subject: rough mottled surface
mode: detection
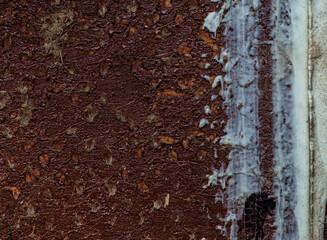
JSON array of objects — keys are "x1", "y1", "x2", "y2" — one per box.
[
  {"x1": 0, "y1": 0, "x2": 232, "y2": 239},
  {"x1": 0, "y1": 0, "x2": 290, "y2": 239},
  {"x1": 312, "y1": 0, "x2": 327, "y2": 239}
]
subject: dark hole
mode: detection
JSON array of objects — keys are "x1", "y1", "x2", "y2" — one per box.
[{"x1": 237, "y1": 192, "x2": 276, "y2": 240}]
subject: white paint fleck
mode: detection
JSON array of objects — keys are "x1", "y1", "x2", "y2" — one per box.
[
  {"x1": 201, "y1": 74, "x2": 211, "y2": 82},
  {"x1": 212, "y1": 75, "x2": 223, "y2": 89},
  {"x1": 210, "y1": 120, "x2": 218, "y2": 129},
  {"x1": 203, "y1": 12, "x2": 222, "y2": 36},
  {"x1": 215, "y1": 49, "x2": 229, "y2": 64},
  {"x1": 204, "y1": 165, "x2": 228, "y2": 190},
  {"x1": 199, "y1": 118, "x2": 209, "y2": 128},
  {"x1": 204, "y1": 105, "x2": 212, "y2": 115},
  {"x1": 205, "y1": 63, "x2": 211, "y2": 69},
  {"x1": 203, "y1": 2, "x2": 231, "y2": 36},
  {"x1": 203, "y1": 169, "x2": 218, "y2": 188}
]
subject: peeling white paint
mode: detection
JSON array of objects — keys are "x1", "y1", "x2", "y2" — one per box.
[
  {"x1": 202, "y1": 0, "x2": 312, "y2": 238},
  {"x1": 203, "y1": 169, "x2": 219, "y2": 188},
  {"x1": 212, "y1": 75, "x2": 222, "y2": 89},
  {"x1": 217, "y1": 0, "x2": 261, "y2": 236},
  {"x1": 203, "y1": 0, "x2": 261, "y2": 238},
  {"x1": 210, "y1": 120, "x2": 218, "y2": 129},
  {"x1": 201, "y1": 74, "x2": 211, "y2": 82},
  {"x1": 211, "y1": 95, "x2": 218, "y2": 101}
]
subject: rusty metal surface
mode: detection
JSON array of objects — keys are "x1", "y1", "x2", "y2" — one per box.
[
  {"x1": 0, "y1": 0, "x2": 233, "y2": 239},
  {"x1": 0, "y1": 0, "x2": 296, "y2": 239}
]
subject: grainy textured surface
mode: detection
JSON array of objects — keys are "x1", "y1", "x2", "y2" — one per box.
[
  {"x1": 0, "y1": 0, "x2": 282, "y2": 239},
  {"x1": 0, "y1": 0, "x2": 232, "y2": 239},
  {"x1": 312, "y1": 0, "x2": 327, "y2": 239}
]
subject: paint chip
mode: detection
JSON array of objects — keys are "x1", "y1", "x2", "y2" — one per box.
[{"x1": 199, "y1": 118, "x2": 209, "y2": 128}]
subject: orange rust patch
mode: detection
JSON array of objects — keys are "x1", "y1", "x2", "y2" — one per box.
[
  {"x1": 3, "y1": 187, "x2": 20, "y2": 199},
  {"x1": 157, "y1": 89, "x2": 184, "y2": 98},
  {"x1": 183, "y1": 139, "x2": 189, "y2": 149},
  {"x1": 178, "y1": 78, "x2": 196, "y2": 89},
  {"x1": 160, "y1": 136, "x2": 175, "y2": 145},
  {"x1": 138, "y1": 182, "x2": 150, "y2": 192},
  {"x1": 160, "y1": 0, "x2": 172, "y2": 8},
  {"x1": 24, "y1": 144, "x2": 32, "y2": 152},
  {"x1": 197, "y1": 150, "x2": 206, "y2": 160},
  {"x1": 192, "y1": 130, "x2": 204, "y2": 137},
  {"x1": 177, "y1": 42, "x2": 193, "y2": 57},
  {"x1": 175, "y1": 14, "x2": 184, "y2": 24},
  {"x1": 170, "y1": 150, "x2": 178, "y2": 160},
  {"x1": 136, "y1": 149, "x2": 143, "y2": 159},
  {"x1": 200, "y1": 32, "x2": 219, "y2": 49},
  {"x1": 39, "y1": 154, "x2": 49, "y2": 167},
  {"x1": 26, "y1": 174, "x2": 33, "y2": 183}
]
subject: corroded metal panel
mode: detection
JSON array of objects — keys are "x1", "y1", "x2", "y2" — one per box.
[{"x1": 0, "y1": 0, "x2": 315, "y2": 239}]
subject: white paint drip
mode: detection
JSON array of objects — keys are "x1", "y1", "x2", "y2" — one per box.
[
  {"x1": 202, "y1": 0, "x2": 261, "y2": 238},
  {"x1": 212, "y1": 75, "x2": 222, "y2": 89},
  {"x1": 215, "y1": 48, "x2": 229, "y2": 64},
  {"x1": 210, "y1": 120, "x2": 218, "y2": 129},
  {"x1": 203, "y1": 2, "x2": 230, "y2": 37},
  {"x1": 201, "y1": 74, "x2": 211, "y2": 82}
]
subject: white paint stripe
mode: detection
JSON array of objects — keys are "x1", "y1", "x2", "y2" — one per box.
[
  {"x1": 203, "y1": 0, "x2": 261, "y2": 238},
  {"x1": 271, "y1": 0, "x2": 310, "y2": 239},
  {"x1": 291, "y1": 1, "x2": 310, "y2": 238}
]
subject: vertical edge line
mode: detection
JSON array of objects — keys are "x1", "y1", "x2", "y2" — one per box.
[{"x1": 308, "y1": 0, "x2": 313, "y2": 238}]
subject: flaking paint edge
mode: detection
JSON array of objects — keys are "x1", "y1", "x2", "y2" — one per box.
[{"x1": 203, "y1": 0, "x2": 261, "y2": 238}]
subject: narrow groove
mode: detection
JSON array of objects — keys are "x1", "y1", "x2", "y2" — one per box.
[{"x1": 308, "y1": 0, "x2": 313, "y2": 238}]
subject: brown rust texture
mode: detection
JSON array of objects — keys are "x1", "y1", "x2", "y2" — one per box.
[
  {"x1": 257, "y1": 0, "x2": 276, "y2": 239},
  {"x1": 0, "y1": 0, "x2": 232, "y2": 239}
]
